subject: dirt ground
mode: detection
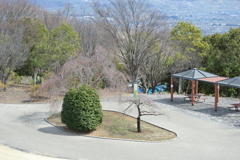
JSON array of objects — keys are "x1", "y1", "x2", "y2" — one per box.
[
  {"x1": 0, "y1": 84, "x2": 59, "y2": 103},
  {"x1": 0, "y1": 84, "x2": 127, "y2": 103}
]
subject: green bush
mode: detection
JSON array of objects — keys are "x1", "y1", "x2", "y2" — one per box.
[
  {"x1": 9, "y1": 71, "x2": 22, "y2": 84},
  {"x1": 61, "y1": 84, "x2": 103, "y2": 131}
]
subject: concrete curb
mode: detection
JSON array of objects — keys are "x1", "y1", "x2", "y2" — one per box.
[{"x1": 45, "y1": 110, "x2": 178, "y2": 143}]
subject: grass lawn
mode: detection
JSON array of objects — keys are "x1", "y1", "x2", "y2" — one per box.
[{"x1": 48, "y1": 110, "x2": 176, "y2": 141}]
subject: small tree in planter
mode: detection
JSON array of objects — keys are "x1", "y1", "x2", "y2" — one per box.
[
  {"x1": 61, "y1": 84, "x2": 103, "y2": 131},
  {"x1": 120, "y1": 95, "x2": 163, "y2": 132}
]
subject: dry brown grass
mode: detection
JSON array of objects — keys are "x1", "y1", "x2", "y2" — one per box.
[
  {"x1": 0, "y1": 84, "x2": 33, "y2": 103},
  {"x1": 48, "y1": 110, "x2": 176, "y2": 141},
  {"x1": 0, "y1": 84, "x2": 130, "y2": 103},
  {"x1": 0, "y1": 84, "x2": 63, "y2": 103}
]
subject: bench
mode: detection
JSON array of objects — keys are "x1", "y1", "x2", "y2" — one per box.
[
  {"x1": 194, "y1": 98, "x2": 208, "y2": 102},
  {"x1": 227, "y1": 107, "x2": 240, "y2": 112},
  {"x1": 227, "y1": 103, "x2": 240, "y2": 112},
  {"x1": 183, "y1": 97, "x2": 191, "y2": 101},
  {"x1": 183, "y1": 97, "x2": 207, "y2": 102}
]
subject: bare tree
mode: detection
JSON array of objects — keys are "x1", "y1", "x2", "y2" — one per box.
[
  {"x1": 64, "y1": 46, "x2": 128, "y2": 89},
  {"x1": 0, "y1": 26, "x2": 29, "y2": 91},
  {"x1": 92, "y1": 0, "x2": 168, "y2": 86},
  {"x1": 0, "y1": 0, "x2": 38, "y2": 22},
  {"x1": 74, "y1": 20, "x2": 100, "y2": 57},
  {"x1": 61, "y1": 3, "x2": 76, "y2": 22},
  {"x1": 38, "y1": 46, "x2": 128, "y2": 99},
  {"x1": 39, "y1": 3, "x2": 76, "y2": 31},
  {"x1": 40, "y1": 10, "x2": 64, "y2": 31},
  {"x1": 140, "y1": 32, "x2": 174, "y2": 93},
  {"x1": 0, "y1": 0, "x2": 38, "y2": 91},
  {"x1": 120, "y1": 95, "x2": 163, "y2": 132}
]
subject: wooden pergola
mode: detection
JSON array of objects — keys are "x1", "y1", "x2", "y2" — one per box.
[
  {"x1": 170, "y1": 68, "x2": 227, "y2": 111},
  {"x1": 216, "y1": 76, "x2": 240, "y2": 103},
  {"x1": 216, "y1": 76, "x2": 240, "y2": 88}
]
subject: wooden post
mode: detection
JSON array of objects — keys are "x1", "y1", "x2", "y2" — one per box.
[
  {"x1": 191, "y1": 80, "x2": 195, "y2": 106},
  {"x1": 170, "y1": 76, "x2": 174, "y2": 101},
  {"x1": 217, "y1": 84, "x2": 220, "y2": 102},
  {"x1": 195, "y1": 81, "x2": 198, "y2": 94},
  {"x1": 214, "y1": 84, "x2": 218, "y2": 111}
]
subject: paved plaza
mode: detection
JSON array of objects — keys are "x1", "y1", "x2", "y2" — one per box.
[{"x1": 1, "y1": 94, "x2": 240, "y2": 160}]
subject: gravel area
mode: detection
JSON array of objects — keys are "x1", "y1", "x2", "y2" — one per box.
[
  {"x1": 154, "y1": 93, "x2": 240, "y2": 129},
  {"x1": 102, "y1": 93, "x2": 240, "y2": 129}
]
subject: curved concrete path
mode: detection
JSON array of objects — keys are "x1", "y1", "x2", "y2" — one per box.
[
  {"x1": 1, "y1": 96, "x2": 240, "y2": 160},
  {"x1": 0, "y1": 144, "x2": 66, "y2": 160}
]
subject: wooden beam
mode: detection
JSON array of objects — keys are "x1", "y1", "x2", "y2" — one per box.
[
  {"x1": 214, "y1": 84, "x2": 219, "y2": 111},
  {"x1": 195, "y1": 81, "x2": 198, "y2": 94}
]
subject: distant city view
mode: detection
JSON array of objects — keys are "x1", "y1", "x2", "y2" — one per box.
[
  {"x1": 156, "y1": 0, "x2": 240, "y2": 35},
  {"x1": 32, "y1": 0, "x2": 240, "y2": 35}
]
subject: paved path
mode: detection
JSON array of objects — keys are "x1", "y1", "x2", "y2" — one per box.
[
  {"x1": 1, "y1": 94, "x2": 240, "y2": 160},
  {"x1": 0, "y1": 144, "x2": 66, "y2": 160}
]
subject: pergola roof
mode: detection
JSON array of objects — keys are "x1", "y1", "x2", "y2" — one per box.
[
  {"x1": 171, "y1": 68, "x2": 219, "y2": 80},
  {"x1": 170, "y1": 68, "x2": 240, "y2": 110},
  {"x1": 216, "y1": 76, "x2": 240, "y2": 88},
  {"x1": 197, "y1": 77, "x2": 228, "y2": 84}
]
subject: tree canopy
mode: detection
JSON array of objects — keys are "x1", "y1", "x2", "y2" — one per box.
[
  {"x1": 0, "y1": 0, "x2": 239, "y2": 98},
  {"x1": 48, "y1": 23, "x2": 81, "y2": 73},
  {"x1": 202, "y1": 28, "x2": 240, "y2": 78},
  {"x1": 92, "y1": 0, "x2": 168, "y2": 85},
  {"x1": 171, "y1": 21, "x2": 209, "y2": 71},
  {"x1": 21, "y1": 18, "x2": 49, "y2": 84}
]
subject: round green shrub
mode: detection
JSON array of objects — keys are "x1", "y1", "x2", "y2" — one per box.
[{"x1": 61, "y1": 84, "x2": 103, "y2": 131}]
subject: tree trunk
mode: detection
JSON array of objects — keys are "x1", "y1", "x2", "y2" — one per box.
[
  {"x1": 151, "y1": 84, "x2": 157, "y2": 94},
  {"x1": 178, "y1": 78, "x2": 182, "y2": 94},
  {"x1": 142, "y1": 83, "x2": 147, "y2": 94},
  {"x1": 137, "y1": 105, "x2": 141, "y2": 132},
  {"x1": 141, "y1": 77, "x2": 148, "y2": 94},
  {"x1": 131, "y1": 76, "x2": 136, "y2": 90},
  {"x1": 3, "y1": 78, "x2": 7, "y2": 92},
  {"x1": 137, "y1": 116, "x2": 141, "y2": 132},
  {"x1": 2, "y1": 75, "x2": 7, "y2": 92}
]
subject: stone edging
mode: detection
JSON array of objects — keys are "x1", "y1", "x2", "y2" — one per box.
[{"x1": 45, "y1": 110, "x2": 178, "y2": 143}]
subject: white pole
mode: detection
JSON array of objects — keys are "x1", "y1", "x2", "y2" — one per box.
[{"x1": 134, "y1": 82, "x2": 138, "y2": 98}]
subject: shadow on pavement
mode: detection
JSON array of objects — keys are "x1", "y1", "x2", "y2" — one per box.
[
  {"x1": 15, "y1": 112, "x2": 50, "y2": 126},
  {"x1": 38, "y1": 126, "x2": 78, "y2": 136}
]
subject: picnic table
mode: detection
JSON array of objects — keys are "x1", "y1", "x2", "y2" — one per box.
[
  {"x1": 183, "y1": 93, "x2": 207, "y2": 102},
  {"x1": 227, "y1": 103, "x2": 240, "y2": 112}
]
